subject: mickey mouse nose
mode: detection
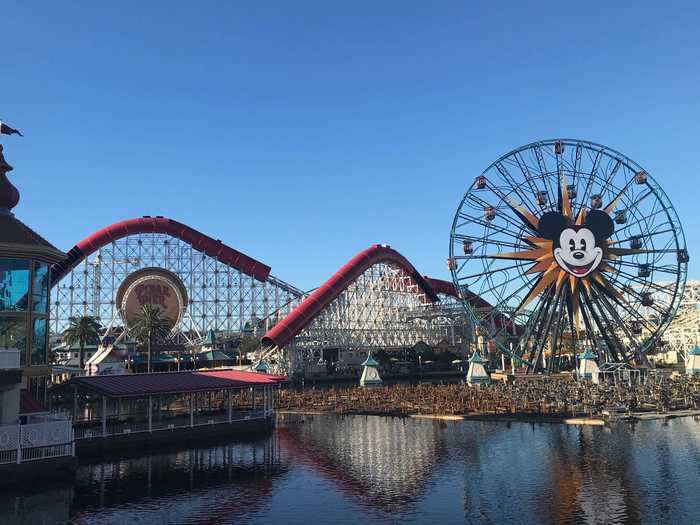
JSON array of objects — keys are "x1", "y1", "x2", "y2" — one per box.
[{"x1": 573, "y1": 252, "x2": 585, "y2": 260}]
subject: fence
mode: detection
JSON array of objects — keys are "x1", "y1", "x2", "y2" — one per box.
[
  {"x1": 0, "y1": 418, "x2": 74, "y2": 465},
  {"x1": 74, "y1": 409, "x2": 269, "y2": 440}
]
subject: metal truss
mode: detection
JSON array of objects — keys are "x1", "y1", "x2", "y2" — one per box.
[
  {"x1": 50, "y1": 232, "x2": 304, "y2": 338},
  {"x1": 270, "y1": 263, "x2": 471, "y2": 374},
  {"x1": 658, "y1": 280, "x2": 700, "y2": 360}
]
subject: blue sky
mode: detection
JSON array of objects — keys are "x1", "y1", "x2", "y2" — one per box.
[{"x1": 2, "y1": 2, "x2": 698, "y2": 289}]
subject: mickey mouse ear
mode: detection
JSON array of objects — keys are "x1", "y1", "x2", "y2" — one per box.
[
  {"x1": 585, "y1": 210, "x2": 615, "y2": 239},
  {"x1": 537, "y1": 212, "x2": 567, "y2": 239}
]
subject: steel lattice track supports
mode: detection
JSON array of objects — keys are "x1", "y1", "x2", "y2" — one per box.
[
  {"x1": 50, "y1": 233, "x2": 304, "y2": 337},
  {"x1": 272, "y1": 263, "x2": 472, "y2": 375},
  {"x1": 658, "y1": 280, "x2": 700, "y2": 360}
]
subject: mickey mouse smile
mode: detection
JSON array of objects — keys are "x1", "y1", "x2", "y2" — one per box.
[{"x1": 556, "y1": 256, "x2": 597, "y2": 276}]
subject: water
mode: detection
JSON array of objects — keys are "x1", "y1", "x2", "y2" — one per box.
[{"x1": 2, "y1": 415, "x2": 700, "y2": 524}]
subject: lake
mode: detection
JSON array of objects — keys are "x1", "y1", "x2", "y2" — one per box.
[{"x1": 3, "y1": 414, "x2": 700, "y2": 524}]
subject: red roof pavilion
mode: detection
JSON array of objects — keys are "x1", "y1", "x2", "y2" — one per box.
[{"x1": 68, "y1": 369, "x2": 286, "y2": 398}]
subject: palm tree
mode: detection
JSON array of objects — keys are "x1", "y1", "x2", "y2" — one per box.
[
  {"x1": 63, "y1": 316, "x2": 102, "y2": 371},
  {"x1": 130, "y1": 304, "x2": 173, "y2": 373}
]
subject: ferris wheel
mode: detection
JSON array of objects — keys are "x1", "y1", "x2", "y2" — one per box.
[{"x1": 449, "y1": 139, "x2": 688, "y2": 371}]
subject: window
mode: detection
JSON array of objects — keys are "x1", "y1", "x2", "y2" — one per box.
[
  {"x1": 0, "y1": 317, "x2": 27, "y2": 366},
  {"x1": 0, "y1": 259, "x2": 30, "y2": 311},
  {"x1": 1, "y1": 259, "x2": 52, "y2": 368},
  {"x1": 31, "y1": 318, "x2": 47, "y2": 365},
  {"x1": 28, "y1": 376, "x2": 48, "y2": 405},
  {"x1": 32, "y1": 263, "x2": 49, "y2": 314}
]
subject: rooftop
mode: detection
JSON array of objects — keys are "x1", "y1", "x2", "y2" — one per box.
[
  {"x1": 66, "y1": 369, "x2": 286, "y2": 398},
  {"x1": 361, "y1": 353, "x2": 379, "y2": 367},
  {"x1": 0, "y1": 145, "x2": 65, "y2": 263},
  {"x1": 468, "y1": 352, "x2": 484, "y2": 364},
  {"x1": 254, "y1": 360, "x2": 269, "y2": 372},
  {"x1": 197, "y1": 349, "x2": 236, "y2": 361},
  {"x1": 579, "y1": 348, "x2": 597, "y2": 360}
]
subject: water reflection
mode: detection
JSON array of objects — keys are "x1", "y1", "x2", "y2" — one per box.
[
  {"x1": 0, "y1": 415, "x2": 698, "y2": 524},
  {"x1": 277, "y1": 414, "x2": 450, "y2": 514}
]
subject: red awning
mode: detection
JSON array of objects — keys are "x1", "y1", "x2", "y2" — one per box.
[{"x1": 69, "y1": 369, "x2": 286, "y2": 398}]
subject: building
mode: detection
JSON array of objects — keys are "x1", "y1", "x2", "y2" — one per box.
[
  {"x1": 686, "y1": 346, "x2": 700, "y2": 376},
  {"x1": 466, "y1": 351, "x2": 490, "y2": 385},
  {"x1": 0, "y1": 145, "x2": 74, "y2": 476},
  {"x1": 578, "y1": 348, "x2": 600, "y2": 383},
  {"x1": 63, "y1": 368, "x2": 284, "y2": 454},
  {"x1": 359, "y1": 353, "x2": 382, "y2": 386},
  {"x1": 0, "y1": 145, "x2": 66, "y2": 422}
]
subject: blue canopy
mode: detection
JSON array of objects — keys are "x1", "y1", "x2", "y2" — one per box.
[
  {"x1": 202, "y1": 329, "x2": 217, "y2": 347},
  {"x1": 361, "y1": 353, "x2": 379, "y2": 367},
  {"x1": 254, "y1": 360, "x2": 269, "y2": 372},
  {"x1": 579, "y1": 348, "x2": 597, "y2": 360},
  {"x1": 468, "y1": 352, "x2": 484, "y2": 364}
]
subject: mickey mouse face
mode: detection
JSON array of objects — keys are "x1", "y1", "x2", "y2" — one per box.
[
  {"x1": 554, "y1": 228, "x2": 602, "y2": 277},
  {"x1": 538, "y1": 210, "x2": 614, "y2": 278}
]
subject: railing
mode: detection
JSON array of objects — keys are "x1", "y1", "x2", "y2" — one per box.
[
  {"x1": 74, "y1": 409, "x2": 269, "y2": 440},
  {"x1": 0, "y1": 349, "x2": 21, "y2": 369},
  {"x1": 0, "y1": 418, "x2": 74, "y2": 465}
]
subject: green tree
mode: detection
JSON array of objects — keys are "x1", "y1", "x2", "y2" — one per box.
[
  {"x1": 437, "y1": 349, "x2": 459, "y2": 367},
  {"x1": 130, "y1": 305, "x2": 173, "y2": 373},
  {"x1": 373, "y1": 349, "x2": 390, "y2": 366},
  {"x1": 63, "y1": 316, "x2": 102, "y2": 370},
  {"x1": 237, "y1": 335, "x2": 260, "y2": 363}
]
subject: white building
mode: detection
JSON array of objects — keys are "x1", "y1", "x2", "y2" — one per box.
[
  {"x1": 360, "y1": 353, "x2": 382, "y2": 386},
  {"x1": 686, "y1": 346, "x2": 700, "y2": 376},
  {"x1": 466, "y1": 352, "x2": 490, "y2": 385},
  {"x1": 578, "y1": 348, "x2": 600, "y2": 383}
]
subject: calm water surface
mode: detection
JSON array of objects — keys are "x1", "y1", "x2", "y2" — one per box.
[{"x1": 2, "y1": 414, "x2": 700, "y2": 524}]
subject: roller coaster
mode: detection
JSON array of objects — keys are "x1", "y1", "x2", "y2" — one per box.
[{"x1": 49, "y1": 217, "x2": 474, "y2": 374}]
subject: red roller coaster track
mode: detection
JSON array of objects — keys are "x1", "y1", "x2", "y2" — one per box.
[
  {"x1": 51, "y1": 217, "x2": 499, "y2": 349},
  {"x1": 263, "y1": 244, "x2": 448, "y2": 349},
  {"x1": 50, "y1": 216, "x2": 272, "y2": 285}
]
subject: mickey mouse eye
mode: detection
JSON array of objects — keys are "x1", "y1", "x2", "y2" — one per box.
[
  {"x1": 580, "y1": 238, "x2": 587, "y2": 251},
  {"x1": 569, "y1": 239, "x2": 576, "y2": 250}
]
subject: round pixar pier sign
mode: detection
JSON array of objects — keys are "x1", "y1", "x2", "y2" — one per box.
[{"x1": 115, "y1": 267, "x2": 188, "y2": 330}]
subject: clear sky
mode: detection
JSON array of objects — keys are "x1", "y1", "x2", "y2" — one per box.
[{"x1": 2, "y1": 1, "x2": 698, "y2": 289}]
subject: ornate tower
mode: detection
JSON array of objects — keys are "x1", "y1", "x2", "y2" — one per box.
[{"x1": 0, "y1": 145, "x2": 66, "y2": 424}]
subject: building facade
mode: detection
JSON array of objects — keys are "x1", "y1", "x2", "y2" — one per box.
[{"x1": 0, "y1": 145, "x2": 66, "y2": 424}]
